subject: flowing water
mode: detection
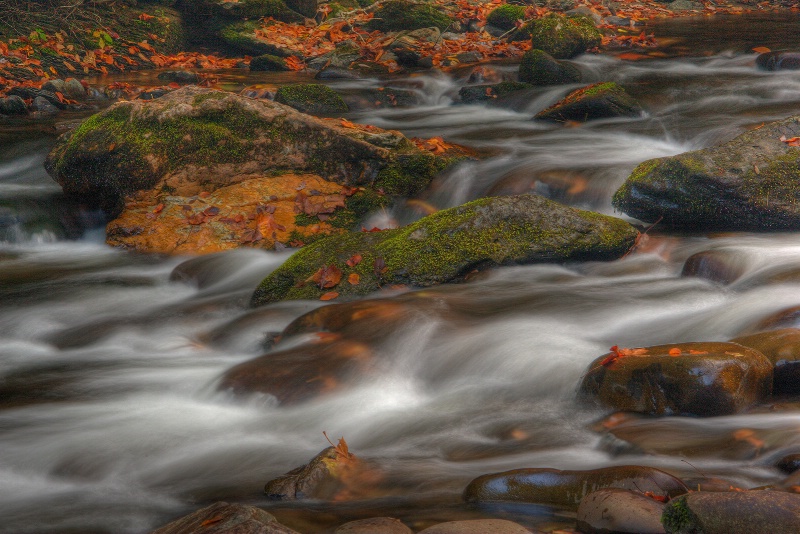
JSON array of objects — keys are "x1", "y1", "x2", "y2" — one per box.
[{"x1": 2, "y1": 13, "x2": 800, "y2": 533}]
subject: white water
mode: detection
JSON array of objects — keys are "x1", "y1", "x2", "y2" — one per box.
[{"x1": 3, "y1": 16, "x2": 800, "y2": 532}]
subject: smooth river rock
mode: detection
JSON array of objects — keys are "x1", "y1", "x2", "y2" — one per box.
[
  {"x1": 463, "y1": 465, "x2": 687, "y2": 508},
  {"x1": 418, "y1": 519, "x2": 534, "y2": 533},
  {"x1": 576, "y1": 488, "x2": 666, "y2": 534},
  {"x1": 535, "y1": 82, "x2": 643, "y2": 123},
  {"x1": 579, "y1": 342, "x2": 773, "y2": 416},
  {"x1": 730, "y1": 328, "x2": 800, "y2": 395},
  {"x1": 151, "y1": 501, "x2": 299, "y2": 534}
]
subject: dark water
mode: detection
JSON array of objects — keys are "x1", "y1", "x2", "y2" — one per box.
[{"x1": 2, "y1": 13, "x2": 800, "y2": 534}]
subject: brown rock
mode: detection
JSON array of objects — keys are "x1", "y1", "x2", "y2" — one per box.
[
  {"x1": 417, "y1": 519, "x2": 533, "y2": 533},
  {"x1": 334, "y1": 517, "x2": 413, "y2": 533},
  {"x1": 579, "y1": 342, "x2": 773, "y2": 416},
  {"x1": 150, "y1": 501, "x2": 300, "y2": 534},
  {"x1": 730, "y1": 328, "x2": 800, "y2": 396},
  {"x1": 681, "y1": 249, "x2": 746, "y2": 284},
  {"x1": 576, "y1": 488, "x2": 665, "y2": 534}
]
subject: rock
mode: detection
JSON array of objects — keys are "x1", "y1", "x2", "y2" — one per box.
[
  {"x1": 579, "y1": 342, "x2": 773, "y2": 416},
  {"x1": 339, "y1": 87, "x2": 418, "y2": 111},
  {"x1": 151, "y1": 501, "x2": 300, "y2": 534},
  {"x1": 218, "y1": 337, "x2": 372, "y2": 404},
  {"x1": 41, "y1": 79, "x2": 67, "y2": 94},
  {"x1": 274, "y1": 84, "x2": 348, "y2": 114},
  {"x1": 264, "y1": 446, "x2": 364, "y2": 500},
  {"x1": 661, "y1": 491, "x2": 800, "y2": 534},
  {"x1": 566, "y1": 6, "x2": 602, "y2": 25},
  {"x1": 667, "y1": 0, "x2": 704, "y2": 10},
  {"x1": 250, "y1": 194, "x2": 638, "y2": 305},
  {"x1": 756, "y1": 51, "x2": 800, "y2": 71},
  {"x1": 367, "y1": 0, "x2": 453, "y2": 32},
  {"x1": 285, "y1": 0, "x2": 317, "y2": 17},
  {"x1": 612, "y1": 115, "x2": 800, "y2": 230},
  {"x1": 776, "y1": 453, "x2": 800, "y2": 474},
  {"x1": 250, "y1": 54, "x2": 290, "y2": 72},
  {"x1": 335, "y1": 517, "x2": 413, "y2": 534},
  {"x1": 218, "y1": 21, "x2": 298, "y2": 56},
  {"x1": 458, "y1": 81, "x2": 533, "y2": 104},
  {"x1": 307, "y1": 43, "x2": 361, "y2": 70},
  {"x1": 681, "y1": 250, "x2": 746, "y2": 284},
  {"x1": 730, "y1": 328, "x2": 800, "y2": 395},
  {"x1": 157, "y1": 70, "x2": 200, "y2": 84},
  {"x1": 315, "y1": 66, "x2": 362, "y2": 80},
  {"x1": 519, "y1": 49, "x2": 581, "y2": 86},
  {"x1": 576, "y1": 488, "x2": 665, "y2": 534},
  {"x1": 463, "y1": 465, "x2": 687, "y2": 508},
  {"x1": 0, "y1": 95, "x2": 28, "y2": 115},
  {"x1": 45, "y1": 86, "x2": 452, "y2": 253},
  {"x1": 486, "y1": 4, "x2": 527, "y2": 31},
  {"x1": 32, "y1": 96, "x2": 59, "y2": 115},
  {"x1": 535, "y1": 82, "x2": 642, "y2": 122},
  {"x1": 418, "y1": 519, "x2": 533, "y2": 533},
  {"x1": 64, "y1": 78, "x2": 86, "y2": 100},
  {"x1": 524, "y1": 13, "x2": 602, "y2": 59}
]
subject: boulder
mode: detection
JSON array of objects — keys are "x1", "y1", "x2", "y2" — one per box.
[
  {"x1": 776, "y1": 453, "x2": 800, "y2": 474},
  {"x1": 661, "y1": 491, "x2": 800, "y2": 534},
  {"x1": 250, "y1": 194, "x2": 638, "y2": 305},
  {"x1": 335, "y1": 517, "x2": 413, "y2": 534},
  {"x1": 612, "y1": 115, "x2": 800, "y2": 230},
  {"x1": 519, "y1": 49, "x2": 581, "y2": 86},
  {"x1": 264, "y1": 446, "x2": 361, "y2": 500},
  {"x1": 157, "y1": 70, "x2": 200, "y2": 84},
  {"x1": 730, "y1": 328, "x2": 800, "y2": 395},
  {"x1": 524, "y1": 13, "x2": 602, "y2": 59},
  {"x1": 366, "y1": 0, "x2": 453, "y2": 32},
  {"x1": 64, "y1": 78, "x2": 86, "y2": 100},
  {"x1": 680, "y1": 249, "x2": 746, "y2": 284},
  {"x1": 0, "y1": 95, "x2": 27, "y2": 116},
  {"x1": 417, "y1": 519, "x2": 533, "y2": 533},
  {"x1": 535, "y1": 82, "x2": 642, "y2": 122},
  {"x1": 218, "y1": 21, "x2": 298, "y2": 56},
  {"x1": 151, "y1": 501, "x2": 300, "y2": 534},
  {"x1": 463, "y1": 465, "x2": 687, "y2": 508},
  {"x1": 45, "y1": 86, "x2": 453, "y2": 253},
  {"x1": 756, "y1": 51, "x2": 800, "y2": 71},
  {"x1": 576, "y1": 488, "x2": 666, "y2": 534},
  {"x1": 579, "y1": 342, "x2": 773, "y2": 416},
  {"x1": 486, "y1": 4, "x2": 527, "y2": 31},
  {"x1": 274, "y1": 84, "x2": 349, "y2": 115},
  {"x1": 250, "y1": 54, "x2": 290, "y2": 72}
]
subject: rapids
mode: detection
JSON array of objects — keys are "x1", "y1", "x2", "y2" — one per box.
[{"x1": 2, "y1": 13, "x2": 800, "y2": 533}]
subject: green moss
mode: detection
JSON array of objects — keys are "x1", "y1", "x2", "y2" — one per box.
[
  {"x1": 376, "y1": 153, "x2": 452, "y2": 197},
  {"x1": 739, "y1": 151, "x2": 800, "y2": 207},
  {"x1": 274, "y1": 84, "x2": 348, "y2": 114},
  {"x1": 662, "y1": 496, "x2": 699, "y2": 533},
  {"x1": 486, "y1": 4, "x2": 527, "y2": 31},
  {"x1": 367, "y1": 0, "x2": 453, "y2": 32},
  {"x1": 525, "y1": 13, "x2": 601, "y2": 59}
]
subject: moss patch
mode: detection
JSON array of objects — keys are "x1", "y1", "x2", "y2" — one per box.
[
  {"x1": 274, "y1": 84, "x2": 349, "y2": 114},
  {"x1": 662, "y1": 496, "x2": 699, "y2": 533},
  {"x1": 486, "y1": 4, "x2": 527, "y2": 31},
  {"x1": 525, "y1": 13, "x2": 602, "y2": 59},
  {"x1": 367, "y1": 0, "x2": 453, "y2": 32}
]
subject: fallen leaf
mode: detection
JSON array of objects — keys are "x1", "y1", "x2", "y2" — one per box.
[
  {"x1": 668, "y1": 347, "x2": 681, "y2": 356},
  {"x1": 348, "y1": 273, "x2": 360, "y2": 285},
  {"x1": 346, "y1": 253, "x2": 362, "y2": 267},
  {"x1": 200, "y1": 516, "x2": 224, "y2": 527},
  {"x1": 311, "y1": 264, "x2": 343, "y2": 289},
  {"x1": 752, "y1": 46, "x2": 771, "y2": 53},
  {"x1": 320, "y1": 291, "x2": 339, "y2": 301}
]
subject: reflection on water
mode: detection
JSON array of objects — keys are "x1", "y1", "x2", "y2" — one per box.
[{"x1": 1, "y1": 13, "x2": 800, "y2": 533}]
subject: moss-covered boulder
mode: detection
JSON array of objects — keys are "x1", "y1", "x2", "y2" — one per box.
[
  {"x1": 613, "y1": 115, "x2": 800, "y2": 231},
  {"x1": 730, "y1": 328, "x2": 800, "y2": 396},
  {"x1": 45, "y1": 86, "x2": 453, "y2": 253},
  {"x1": 662, "y1": 491, "x2": 800, "y2": 534},
  {"x1": 524, "y1": 13, "x2": 602, "y2": 59},
  {"x1": 463, "y1": 466, "x2": 687, "y2": 508},
  {"x1": 275, "y1": 84, "x2": 349, "y2": 115},
  {"x1": 251, "y1": 194, "x2": 638, "y2": 305},
  {"x1": 151, "y1": 501, "x2": 300, "y2": 534},
  {"x1": 519, "y1": 49, "x2": 581, "y2": 86},
  {"x1": 535, "y1": 82, "x2": 642, "y2": 122},
  {"x1": 579, "y1": 342, "x2": 773, "y2": 417},
  {"x1": 486, "y1": 4, "x2": 527, "y2": 31},
  {"x1": 366, "y1": 0, "x2": 453, "y2": 32},
  {"x1": 217, "y1": 20, "x2": 298, "y2": 56},
  {"x1": 250, "y1": 53, "x2": 290, "y2": 72}
]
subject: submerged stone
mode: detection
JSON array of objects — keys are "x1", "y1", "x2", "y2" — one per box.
[
  {"x1": 463, "y1": 465, "x2": 687, "y2": 508},
  {"x1": 613, "y1": 115, "x2": 800, "y2": 230},
  {"x1": 251, "y1": 194, "x2": 638, "y2": 305},
  {"x1": 579, "y1": 342, "x2": 773, "y2": 417}
]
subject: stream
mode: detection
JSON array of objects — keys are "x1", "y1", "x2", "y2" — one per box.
[{"x1": 2, "y1": 13, "x2": 800, "y2": 533}]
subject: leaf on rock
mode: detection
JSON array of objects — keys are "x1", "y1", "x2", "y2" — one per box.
[
  {"x1": 348, "y1": 273, "x2": 360, "y2": 285},
  {"x1": 312, "y1": 264, "x2": 343, "y2": 289},
  {"x1": 320, "y1": 291, "x2": 339, "y2": 301},
  {"x1": 346, "y1": 253, "x2": 362, "y2": 267}
]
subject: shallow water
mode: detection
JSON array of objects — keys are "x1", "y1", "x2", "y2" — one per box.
[{"x1": 2, "y1": 13, "x2": 800, "y2": 533}]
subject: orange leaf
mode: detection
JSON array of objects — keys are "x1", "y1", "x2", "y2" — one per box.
[
  {"x1": 340, "y1": 118, "x2": 358, "y2": 129},
  {"x1": 348, "y1": 273, "x2": 360, "y2": 285},
  {"x1": 320, "y1": 291, "x2": 339, "y2": 301},
  {"x1": 752, "y1": 46, "x2": 771, "y2": 54},
  {"x1": 617, "y1": 52, "x2": 650, "y2": 61},
  {"x1": 780, "y1": 135, "x2": 800, "y2": 147},
  {"x1": 345, "y1": 253, "x2": 362, "y2": 267},
  {"x1": 311, "y1": 264, "x2": 343, "y2": 289},
  {"x1": 200, "y1": 516, "x2": 224, "y2": 527},
  {"x1": 285, "y1": 56, "x2": 305, "y2": 71},
  {"x1": 668, "y1": 347, "x2": 681, "y2": 356},
  {"x1": 153, "y1": 203, "x2": 164, "y2": 214}
]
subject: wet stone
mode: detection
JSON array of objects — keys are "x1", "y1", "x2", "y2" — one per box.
[
  {"x1": 0, "y1": 95, "x2": 28, "y2": 115},
  {"x1": 151, "y1": 501, "x2": 300, "y2": 534},
  {"x1": 535, "y1": 82, "x2": 642, "y2": 122},
  {"x1": 775, "y1": 453, "x2": 800, "y2": 474},
  {"x1": 334, "y1": 517, "x2": 413, "y2": 533},
  {"x1": 157, "y1": 70, "x2": 200, "y2": 84},
  {"x1": 576, "y1": 488, "x2": 665, "y2": 534},
  {"x1": 681, "y1": 249, "x2": 746, "y2": 284},
  {"x1": 417, "y1": 519, "x2": 534, "y2": 533},
  {"x1": 756, "y1": 51, "x2": 800, "y2": 71},
  {"x1": 730, "y1": 328, "x2": 800, "y2": 396},
  {"x1": 579, "y1": 342, "x2": 773, "y2": 417}
]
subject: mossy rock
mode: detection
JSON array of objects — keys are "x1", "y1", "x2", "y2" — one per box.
[
  {"x1": 662, "y1": 491, "x2": 800, "y2": 534},
  {"x1": 218, "y1": 20, "x2": 296, "y2": 56},
  {"x1": 535, "y1": 82, "x2": 642, "y2": 122},
  {"x1": 486, "y1": 4, "x2": 527, "y2": 31},
  {"x1": 519, "y1": 49, "x2": 581, "y2": 86},
  {"x1": 730, "y1": 328, "x2": 800, "y2": 396},
  {"x1": 250, "y1": 53, "x2": 290, "y2": 71},
  {"x1": 523, "y1": 13, "x2": 601, "y2": 59},
  {"x1": 463, "y1": 465, "x2": 687, "y2": 509},
  {"x1": 274, "y1": 84, "x2": 349, "y2": 114},
  {"x1": 199, "y1": 0, "x2": 300, "y2": 20},
  {"x1": 458, "y1": 81, "x2": 533, "y2": 104},
  {"x1": 579, "y1": 342, "x2": 773, "y2": 417},
  {"x1": 613, "y1": 115, "x2": 800, "y2": 231},
  {"x1": 251, "y1": 194, "x2": 638, "y2": 305},
  {"x1": 366, "y1": 0, "x2": 453, "y2": 32}
]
